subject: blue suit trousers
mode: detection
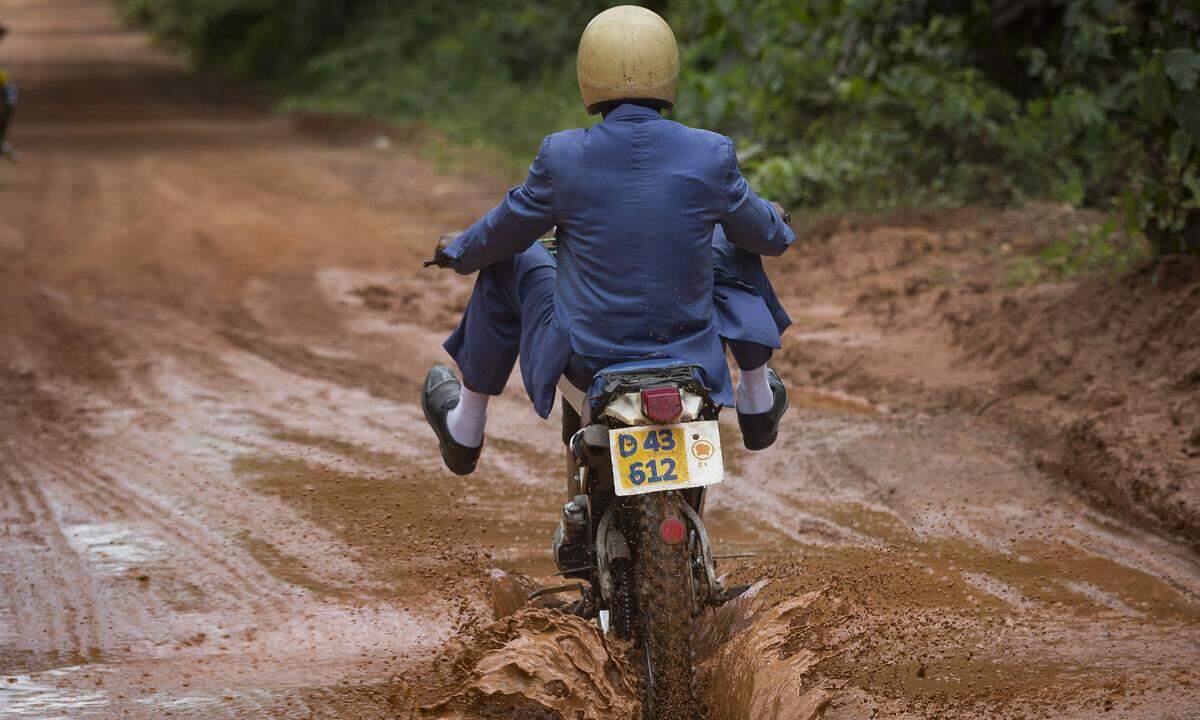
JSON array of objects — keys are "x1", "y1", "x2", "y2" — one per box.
[{"x1": 444, "y1": 242, "x2": 774, "y2": 400}]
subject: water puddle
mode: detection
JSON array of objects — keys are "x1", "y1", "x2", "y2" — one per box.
[
  {"x1": 0, "y1": 664, "x2": 111, "y2": 718},
  {"x1": 960, "y1": 571, "x2": 1036, "y2": 609},
  {"x1": 1063, "y1": 580, "x2": 1145, "y2": 617},
  {"x1": 64, "y1": 523, "x2": 170, "y2": 576}
]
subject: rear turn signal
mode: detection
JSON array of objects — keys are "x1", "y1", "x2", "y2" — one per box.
[
  {"x1": 641, "y1": 387, "x2": 682, "y2": 423},
  {"x1": 660, "y1": 517, "x2": 686, "y2": 545}
]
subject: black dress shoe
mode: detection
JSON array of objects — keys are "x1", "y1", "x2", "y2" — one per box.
[
  {"x1": 736, "y1": 369, "x2": 788, "y2": 451},
  {"x1": 421, "y1": 365, "x2": 482, "y2": 475}
]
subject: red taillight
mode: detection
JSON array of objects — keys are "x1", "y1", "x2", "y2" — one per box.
[
  {"x1": 660, "y1": 517, "x2": 686, "y2": 545},
  {"x1": 641, "y1": 387, "x2": 682, "y2": 423}
]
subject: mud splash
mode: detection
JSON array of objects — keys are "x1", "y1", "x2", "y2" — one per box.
[
  {"x1": 420, "y1": 606, "x2": 641, "y2": 719},
  {"x1": 428, "y1": 519, "x2": 1200, "y2": 720},
  {"x1": 425, "y1": 573, "x2": 835, "y2": 720},
  {"x1": 698, "y1": 582, "x2": 835, "y2": 720}
]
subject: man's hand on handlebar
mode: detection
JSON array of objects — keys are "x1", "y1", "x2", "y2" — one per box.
[
  {"x1": 770, "y1": 201, "x2": 791, "y2": 225},
  {"x1": 424, "y1": 231, "x2": 462, "y2": 268}
]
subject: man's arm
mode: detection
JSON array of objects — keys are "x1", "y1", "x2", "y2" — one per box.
[
  {"x1": 719, "y1": 137, "x2": 795, "y2": 257},
  {"x1": 440, "y1": 135, "x2": 556, "y2": 274}
]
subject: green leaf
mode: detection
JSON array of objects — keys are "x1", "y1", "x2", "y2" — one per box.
[
  {"x1": 1138, "y1": 57, "x2": 1171, "y2": 124},
  {"x1": 1183, "y1": 169, "x2": 1200, "y2": 206},
  {"x1": 1164, "y1": 48, "x2": 1200, "y2": 91},
  {"x1": 1170, "y1": 129, "x2": 1194, "y2": 166},
  {"x1": 1121, "y1": 187, "x2": 1143, "y2": 237},
  {"x1": 1174, "y1": 92, "x2": 1200, "y2": 143}
]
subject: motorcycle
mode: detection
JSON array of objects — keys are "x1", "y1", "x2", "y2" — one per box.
[
  {"x1": 427, "y1": 235, "x2": 739, "y2": 719},
  {"x1": 548, "y1": 354, "x2": 730, "y2": 719},
  {"x1": 0, "y1": 80, "x2": 16, "y2": 161},
  {"x1": 0, "y1": 26, "x2": 16, "y2": 162}
]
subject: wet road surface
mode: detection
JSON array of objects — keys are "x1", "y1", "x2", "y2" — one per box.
[{"x1": 1, "y1": 1, "x2": 1198, "y2": 718}]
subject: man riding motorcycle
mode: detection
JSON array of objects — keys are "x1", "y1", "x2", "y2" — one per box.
[
  {"x1": 0, "y1": 25, "x2": 16, "y2": 160},
  {"x1": 421, "y1": 6, "x2": 793, "y2": 480}
]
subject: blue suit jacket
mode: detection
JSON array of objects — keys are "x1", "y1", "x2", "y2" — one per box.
[{"x1": 444, "y1": 103, "x2": 794, "y2": 416}]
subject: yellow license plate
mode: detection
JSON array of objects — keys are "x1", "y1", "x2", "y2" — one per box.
[{"x1": 609, "y1": 420, "x2": 724, "y2": 497}]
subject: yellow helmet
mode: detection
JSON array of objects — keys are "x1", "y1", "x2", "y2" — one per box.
[{"x1": 576, "y1": 6, "x2": 679, "y2": 115}]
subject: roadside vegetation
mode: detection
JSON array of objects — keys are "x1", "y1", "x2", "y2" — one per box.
[{"x1": 117, "y1": 0, "x2": 1198, "y2": 262}]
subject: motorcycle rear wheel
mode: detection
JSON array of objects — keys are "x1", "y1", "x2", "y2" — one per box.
[{"x1": 633, "y1": 491, "x2": 699, "y2": 720}]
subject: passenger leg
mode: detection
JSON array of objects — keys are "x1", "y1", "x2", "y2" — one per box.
[
  {"x1": 0, "y1": 84, "x2": 16, "y2": 156},
  {"x1": 728, "y1": 340, "x2": 774, "y2": 414},
  {"x1": 727, "y1": 341, "x2": 787, "y2": 451},
  {"x1": 423, "y1": 244, "x2": 557, "y2": 474}
]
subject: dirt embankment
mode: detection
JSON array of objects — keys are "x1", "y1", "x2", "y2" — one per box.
[
  {"x1": 948, "y1": 254, "x2": 1199, "y2": 543},
  {"x1": 770, "y1": 205, "x2": 1199, "y2": 548}
]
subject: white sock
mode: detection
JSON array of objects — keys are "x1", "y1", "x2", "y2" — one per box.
[
  {"x1": 736, "y1": 364, "x2": 774, "y2": 414},
  {"x1": 446, "y1": 386, "x2": 489, "y2": 447}
]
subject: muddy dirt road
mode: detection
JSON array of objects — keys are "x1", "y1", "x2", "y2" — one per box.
[{"x1": 1, "y1": 2, "x2": 1198, "y2": 718}]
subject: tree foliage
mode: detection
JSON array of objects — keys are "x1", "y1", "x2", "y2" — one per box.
[
  {"x1": 118, "y1": 0, "x2": 1199, "y2": 255},
  {"x1": 673, "y1": 0, "x2": 1199, "y2": 254}
]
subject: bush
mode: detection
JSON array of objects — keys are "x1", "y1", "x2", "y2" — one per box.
[
  {"x1": 117, "y1": 0, "x2": 367, "y2": 77},
  {"x1": 290, "y1": 0, "x2": 611, "y2": 161},
  {"x1": 673, "y1": 0, "x2": 1199, "y2": 254},
  {"x1": 117, "y1": 0, "x2": 1199, "y2": 256}
]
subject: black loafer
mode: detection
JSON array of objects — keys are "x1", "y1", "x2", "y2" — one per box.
[
  {"x1": 421, "y1": 365, "x2": 482, "y2": 475},
  {"x1": 736, "y1": 369, "x2": 788, "y2": 451}
]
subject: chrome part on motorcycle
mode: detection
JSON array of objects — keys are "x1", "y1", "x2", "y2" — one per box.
[
  {"x1": 592, "y1": 507, "x2": 614, "y2": 598},
  {"x1": 528, "y1": 582, "x2": 586, "y2": 600},
  {"x1": 553, "y1": 494, "x2": 592, "y2": 573},
  {"x1": 678, "y1": 500, "x2": 719, "y2": 603},
  {"x1": 592, "y1": 505, "x2": 631, "y2": 604}
]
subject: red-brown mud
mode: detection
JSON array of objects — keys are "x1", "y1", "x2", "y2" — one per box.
[
  {"x1": 769, "y1": 208, "x2": 1200, "y2": 547},
  {"x1": 0, "y1": 2, "x2": 1197, "y2": 719}
]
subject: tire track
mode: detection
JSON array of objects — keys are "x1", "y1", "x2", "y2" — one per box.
[
  {"x1": 0, "y1": 447, "x2": 102, "y2": 663},
  {"x1": 33, "y1": 451, "x2": 283, "y2": 613}
]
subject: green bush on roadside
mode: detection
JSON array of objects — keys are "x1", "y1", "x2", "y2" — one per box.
[
  {"x1": 116, "y1": 0, "x2": 1199, "y2": 260},
  {"x1": 672, "y1": 0, "x2": 1198, "y2": 257}
]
